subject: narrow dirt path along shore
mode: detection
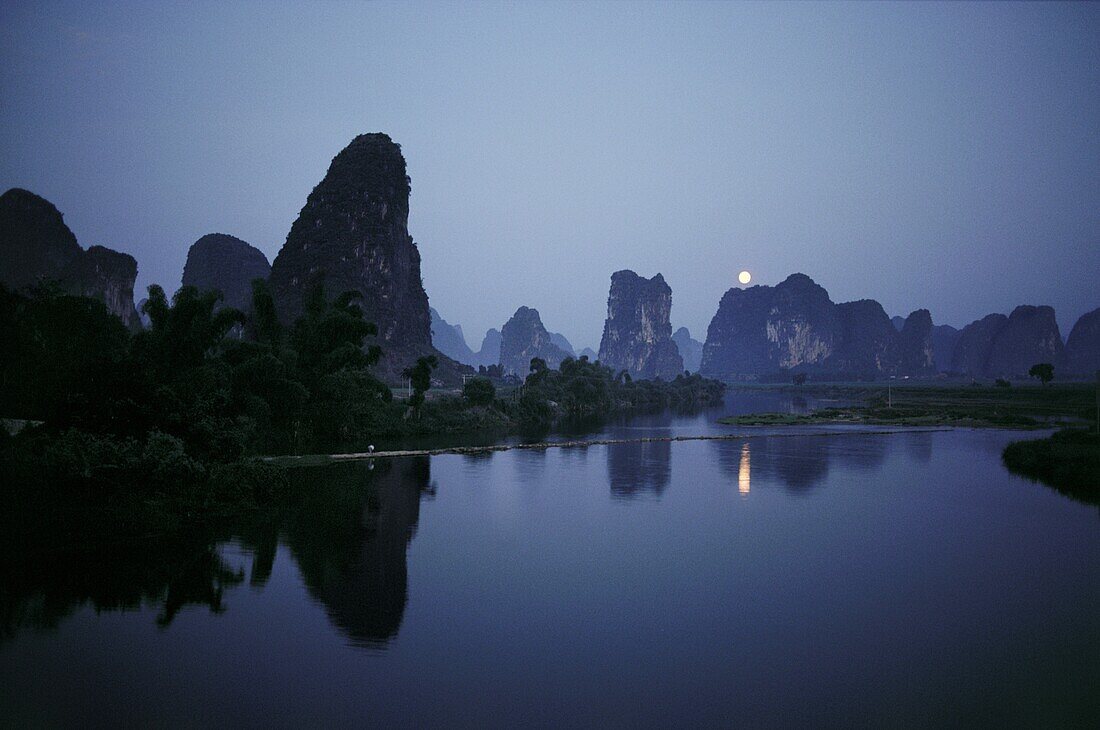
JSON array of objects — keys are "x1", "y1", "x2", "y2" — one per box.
[{"x1": 261, "y1": 427, "x2": 956, "y2": 465}]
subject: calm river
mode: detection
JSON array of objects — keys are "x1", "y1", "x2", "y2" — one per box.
[{"x1": 2, "y1": 395, "x2": 1098, "y2": 726}]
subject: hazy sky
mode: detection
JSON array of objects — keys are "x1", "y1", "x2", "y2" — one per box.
[{"x1": 2, "y1": 1, "x2": 1097, "y2": 350}]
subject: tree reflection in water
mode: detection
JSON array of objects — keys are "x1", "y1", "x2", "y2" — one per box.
[
  {"x1": 1, "y1": 535, "x2": 245, "y2": 641},
  {"x1": 1, "y1": 456, "x2": 434, "y2": 650}
]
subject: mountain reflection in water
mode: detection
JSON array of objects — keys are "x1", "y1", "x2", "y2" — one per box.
[
  {"x1": 0, "y1": 429, "x2": 983, "y2": 648},
  {"x1": 2, "y1": 428, "x2": 1099, "y2": 727},
  {"x1": 289, "y1": 457, "x2": 431, "y2": 648}
]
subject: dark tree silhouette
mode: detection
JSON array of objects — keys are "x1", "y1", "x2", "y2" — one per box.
[
  {"x1": 1028, "y1": 362, "x2": 1054, "y2": 385},
  {"x1": 403, "y1": 355, "x2": 438, "y2": 410}
]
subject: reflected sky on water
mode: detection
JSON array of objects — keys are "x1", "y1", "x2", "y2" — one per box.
[{"x1": 2, "y1": 427, "x2": 1099, "y2": 726}]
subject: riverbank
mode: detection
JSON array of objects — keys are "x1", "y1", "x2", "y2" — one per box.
[
  {"x1": 714, "y1": 383, "x2": 1100, "y2": 499},
  {"x1": 1002, "y1": 429, "x2": 1100, "y2": 506},
  {"x1": 717, "y1": 383, "x2": 1096, "y2": 429},
  {"x1": 261, "y1": 426, "x2": 953, "y2": 465}
]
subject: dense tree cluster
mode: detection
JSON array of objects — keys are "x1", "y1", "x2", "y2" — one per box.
[
  {"x1": 0, "y1": 282, "x2": 725, "y2": 524},
  {"x1": 0, "y1": 279, "x2": 394, "y2": 491},
  {"x1": 514, "y1": 355, "x2": 725, "y2": 431}
]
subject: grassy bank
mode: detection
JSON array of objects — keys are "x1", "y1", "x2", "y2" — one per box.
[
  {"x1": 719, "y1": 383, "x2": 1097, "y2": 429},
  {"x1": 1002, "y1": 429, "x2": 1100, "y2": 505}
]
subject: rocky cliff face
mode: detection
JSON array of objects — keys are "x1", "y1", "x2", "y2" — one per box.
[
  {"x1": 699, "y1": 273, "x2": 962, "y2": 380},
  {"x1": 430, "y1": 308, "x2": 477, "y2": 366},
  {"x1": 931, "y1": 325, "x2": 960, "y2": 373},
  {"x1": 986, "y1": 306, "x2": 1064, "y2": 377},
  {"x1": 0, "y1": 188, "x2": 82, "y2": 289},
  {"x1": 832, "y1": 299, "x2": 898, "y2": 376},
  {"x1": 896, "y1": 309, "x2": 936, "y2": 375},
  {"x1": 1065, "y1": 307, "x2": 1100, "y2": 376},
  {"x1": 181, "y1": 233, "x2": 271, "y2": 313},
  {"x1": 672, "y1": 327, "x2": 703, "y2": 373},
  {"x1": 701, "y1": 274, "x2": 837, "y2": 379},
  {"x1": 0, "y1": 188, "x2": 140, "y2": 329},
  {"x1": 951, "y1": 307, "x2": 1064, "y2": 377},
  {"x1": 67, "y1": 246, "x2": 142, "y2": 330},
  {"x1": 550, "y1": 332, "x2": 575, "y2": 357},
  {"x1": 474, "y1": 328, "x2": 502, "y2": 367},
  {"x1": 268, "y1": 134, "x2": 438, "y2": 380},
  {"x1": 951, "y1": 314, "x2": 1007, "y2": 377},
  {"x1": 598, "y1": 271, "x2": 683, "y2": 380},
  {"x1": 499, "y1": 307, "x2": 571, "y2": 375}
]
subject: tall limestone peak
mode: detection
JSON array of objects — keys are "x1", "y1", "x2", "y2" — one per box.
[
  {"x1": 598, "y1": 270, "x2": 683, "y2": 380},
  {"x1": 181, "y1": 233, "x2": 271, "y2": 312},
  {"x1": 985, "y1": 305, "x2": 1064, "y2": 377},
  {"x1": 499, "y1": 306, "x2": 570, "y2": 376},
  {"x1": 0, "y1": 188, "x2": 83, "y2": 290},
  {"x1": 474, "y1": 328, "x2": 502, "y2": 367},
  {"x1": 897, "y1": 309, "x2": 936, "y2": 375},
  {"x1": 931, "y1": 324, "x2": 960, "y2": 373},
  {"x1": 68, "y1": 246, "x2": 141, "y2": 331},
  {"x1": 1065, "y1": 307, "x2": 1100, "y2": 376},
  {"x1": 832, "y1": 299, "x2": 899, "y2": 376},
  {"x1": 950, "y1": 306, "x2": 1064, "y2": 378},
  {"x1": 701, "y1": 273, "x2": 837, "y2": 379},
  {"x1": 0, "y1": 188, "x2": 140, "y2": 330},
  {"x1": 268, "y1": 133, "x2": 442, "y2": 380},
  {"x1": 951, "y1": 314, "x2": 1007, "y2": 376}
]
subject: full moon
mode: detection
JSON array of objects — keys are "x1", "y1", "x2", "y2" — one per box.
[{"x1": 738, "y1": 270, "x2": 752, "y2": 284}]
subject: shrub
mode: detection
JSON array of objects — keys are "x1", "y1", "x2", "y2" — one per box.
[{"x1": 463, "y1": 377, "x2": 496, "y2": 406}]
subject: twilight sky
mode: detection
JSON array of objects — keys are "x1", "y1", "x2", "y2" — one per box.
[{"x1": 2, "y1": 1, "x2": 1098, "y2": 351}]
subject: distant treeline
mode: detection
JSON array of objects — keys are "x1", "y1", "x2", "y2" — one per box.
[{"x1": 0, "y1": 281, "x2": 724, "y2": 528}]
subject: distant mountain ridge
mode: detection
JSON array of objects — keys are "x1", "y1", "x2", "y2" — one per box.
[
  {"x1": 430, "y1": 308, "x2": 477, "y2": 366},
  {"x1": 672, "y1": 328, "x2": 703, "y2": 373}
]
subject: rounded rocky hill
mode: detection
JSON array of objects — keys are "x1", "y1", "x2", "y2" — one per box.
[{"x1": 182, "y1": 233, "x2": 271, "y2": 312}]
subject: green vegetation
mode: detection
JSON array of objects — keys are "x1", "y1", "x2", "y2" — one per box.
[
  {"x1": 1029, "y1": 362, "x2": 1054, "y2": 385},
  {"x1": 402, "y1": 354, "x2": 439, "y2": 410},
  {"x1": 514, "y1": 355, "x2": 725, "y2": 433},
  {"x1": 718, "y1": 383, "x2": 1095, "y2": 429},
  {"x1": 716, "y1": 382, "x2": 1100, "y2": 500},
  {"x1": 462, "y1": 376, "x2": 495, "y2": 405},
  {"x1": 1002, "y1": 429, "x2": 1100, "y2": 506},
  {"x1": 1, "y1": 283, "x2": 725, "y2": 532}
]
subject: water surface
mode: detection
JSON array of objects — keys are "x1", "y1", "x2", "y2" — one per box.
[{"x1": 2, "y1": 427, "x2": 1098, "y2": 726}]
